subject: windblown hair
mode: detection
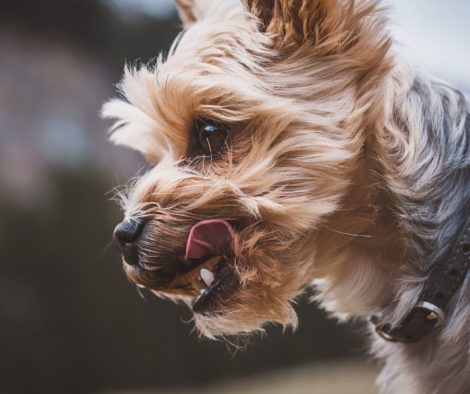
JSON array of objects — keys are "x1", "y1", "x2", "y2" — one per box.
[{"x1": 103, "y1": 1, "x2": 470, "y2": 393}]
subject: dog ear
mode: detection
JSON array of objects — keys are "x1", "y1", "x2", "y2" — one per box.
[
  {"x1": 244, "y1": 0, "x2": 376, "y2": 52},
  {"x1": 175, "y1": 0, "x2": 197, "y2": 27},
  {"x1": 175, "y1": 0, "x2": 221, "y2": 28}
]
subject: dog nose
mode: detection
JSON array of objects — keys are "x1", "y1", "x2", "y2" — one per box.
[{"x1": 113, "y1": 217, "x2": 145, "y2": 265}]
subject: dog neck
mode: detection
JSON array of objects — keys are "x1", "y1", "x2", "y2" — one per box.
[
  {"x1": 315, "y1": 60, "x2": 470, "y2": 312},
  {"x1": 314, "y1": 61, "x2": 470, "y2": 392}
]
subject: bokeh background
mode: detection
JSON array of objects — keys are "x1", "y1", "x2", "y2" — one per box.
[{"x1": 0, "y1": 1, "x2": 468, "y2": 394}]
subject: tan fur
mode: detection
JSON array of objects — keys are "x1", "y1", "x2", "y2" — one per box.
[{"x1": 103, "y1": 1, "x2": 470, "y2": 392}]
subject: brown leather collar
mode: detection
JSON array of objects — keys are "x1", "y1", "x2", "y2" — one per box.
[{"x1": 372, "y1": 216, "x2": 470, "y2": 343}]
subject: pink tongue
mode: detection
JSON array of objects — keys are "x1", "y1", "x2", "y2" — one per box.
[{"x1": 185, "y1": 219, "x2": 235, "y2": 260}]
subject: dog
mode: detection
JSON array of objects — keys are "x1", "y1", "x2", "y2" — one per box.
[{"x1": 102, "y1": 1, "x2": 470, "y2": 392}]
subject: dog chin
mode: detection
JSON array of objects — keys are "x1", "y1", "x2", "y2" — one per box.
[
  {"x1": 144, "y1": 230, "x2": 300, "y2": 338},
  {"x1": 191, "y1": 288, "x2": 299, "y2": 339}
]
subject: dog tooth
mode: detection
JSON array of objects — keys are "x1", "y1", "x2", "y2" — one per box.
[
  {"x1": 200, "y1": 289, "x2": 206, "y2": 295},
  {"x1": 200, "y1": 268, "x2": 214, "y2": 287}
]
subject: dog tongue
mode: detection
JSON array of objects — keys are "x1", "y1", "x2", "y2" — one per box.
[{"x1": 185, "y1": 219, "x2": 235, "y2": 260}]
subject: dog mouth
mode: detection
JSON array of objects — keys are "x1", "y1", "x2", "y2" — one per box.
[{"x1": 140, "y1": 219, "x2": 239, "y2": 314}]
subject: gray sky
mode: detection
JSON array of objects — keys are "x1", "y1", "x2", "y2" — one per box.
[
  {"x1": 104, "y1": 0, "x2": 176, "y2": 18},
  {"x1": 391, "y1": 0, "x2": 470, "y2": 88}
]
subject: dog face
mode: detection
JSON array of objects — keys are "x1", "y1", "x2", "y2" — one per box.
[{"x1": 103, "y1": 0, "x2": 390, "y2": 337}]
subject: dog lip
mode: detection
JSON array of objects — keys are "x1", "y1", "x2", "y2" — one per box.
[
  {"x1": 185, "y1": 219, "x2": 235, "y2": 260},
  {"x1": 122, "y1": 245, "x2": 140, "y2": 266},
  {"x1": 128, "y1": 220, "x2": 237, "y2": 299},
  {"x1": 133, "y1": 255, "x2": 223, "y2": 294},
  {"x1": 192, "y1": 258, "x2": 238, "y2": 314}
]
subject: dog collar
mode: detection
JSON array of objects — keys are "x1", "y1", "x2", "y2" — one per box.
[{"x1": 372, "y1": 215, "x2": 470, "y2": 343}]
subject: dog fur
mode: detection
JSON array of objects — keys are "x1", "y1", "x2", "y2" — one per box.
[{"x1": 102, "y1": 1, "x2": 470, "y2": 392}]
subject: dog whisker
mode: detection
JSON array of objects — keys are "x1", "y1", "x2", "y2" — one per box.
[
  {"x1": 99, "y1": 240, "x2": 116, "y2": 261},
  {"x1": 136, "y1": 286, "x2": 147, "y2": 301},
  {"x1": 324, "y1": 227, "x2": 372, "y2": 238},
  {"x1": 204, "y1": 137, "x2": 213, "y2": 168}
]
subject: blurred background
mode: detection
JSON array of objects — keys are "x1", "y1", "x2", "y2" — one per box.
[{"x1": 0, "y1": 1, "x2": 468, "y2": 394}]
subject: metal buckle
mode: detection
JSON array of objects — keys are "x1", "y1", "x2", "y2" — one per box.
[
  {"x1": 373, "y1": 301, "x2": 446, "y2": 343},
  {"x1": 414, "y1": 301, "x2": 446, "y2": 328},
  {"x1": 371, "y1": 315, "x2": 398, "y2": 342},
  {"x1": 375, "y1": 324, "x2": 398, "y2": 342}
]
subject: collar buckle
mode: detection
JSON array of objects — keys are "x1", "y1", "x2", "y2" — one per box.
[
  {"x1": 414, "y1": 301, "x2": 446, "y2": 327},
  {"x1": 373, "y1": 301, "x2": 446, "y2": 343}
]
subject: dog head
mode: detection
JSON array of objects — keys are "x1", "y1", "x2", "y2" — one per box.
[{"x1": 103, "y1": 0, "x2": 391, "y2": 337}]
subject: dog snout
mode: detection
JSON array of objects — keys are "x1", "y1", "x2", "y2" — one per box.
[{"x1": 113, "y1": 217, "x2": 145, "y2": 265}]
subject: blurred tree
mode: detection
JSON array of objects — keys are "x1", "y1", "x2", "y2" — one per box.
[{"x1": 1, "y1": 0, "x2": 180, "y2": 78}]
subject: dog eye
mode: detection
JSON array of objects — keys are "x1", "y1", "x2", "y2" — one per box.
[{"x1": 194, "y1": 118, "x2": 229, "y2": 155}]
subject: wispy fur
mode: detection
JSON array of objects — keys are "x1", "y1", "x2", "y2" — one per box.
[{"x1": 103, "y1": 1, "x2": 470, "y2": 393}]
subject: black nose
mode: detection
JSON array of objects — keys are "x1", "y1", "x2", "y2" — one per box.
[{"x1": 113, "y1": 217, "x2": 145, "y2": 265}]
